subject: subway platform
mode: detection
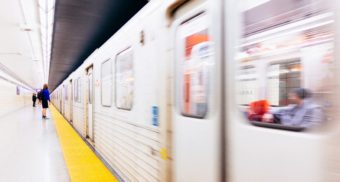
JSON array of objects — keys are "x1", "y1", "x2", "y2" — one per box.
[{"x1": 0, "y1": 105, "x2": 117, "y2": 182}]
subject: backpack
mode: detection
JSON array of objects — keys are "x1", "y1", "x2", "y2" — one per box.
[{"x1": 37, "y1": 91, "x2": 43, "y2": 100}]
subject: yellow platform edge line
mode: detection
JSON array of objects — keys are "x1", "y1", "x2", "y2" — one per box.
[{"x1": 50, "y1": 105, "x2": 118, "y2": 182}]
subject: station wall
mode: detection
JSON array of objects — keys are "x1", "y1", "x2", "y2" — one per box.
[{"x1": 0, "y1": 77, "x2": 31, "y2": 117}]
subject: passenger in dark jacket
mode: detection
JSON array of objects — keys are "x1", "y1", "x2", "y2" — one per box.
[
  {"x1": 32, "y1": 93, "x2": 37, "y2": 107},
  {"x1": 41, "y1": 84, "x2": 50, "y2": 119}
]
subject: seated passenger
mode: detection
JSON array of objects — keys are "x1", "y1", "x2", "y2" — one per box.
[
  {"x1": 247, "y1": 100, "x2": 269, "y2": 121},
  {"x1": 263, "y1": 88, "x2": 323, "y2": 128}
]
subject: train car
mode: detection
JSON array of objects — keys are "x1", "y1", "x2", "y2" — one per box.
[
  {"x1": 90, "y1": 2, "x2": 170, "y2": 181},
  {"x1": 51, "y1": 0, "x2": 340, "y2": 181},
  {"x1": 53, "y1": 1, "x2": 169, "y2": 181},
  {"x1": 226, "y1": 0, "x2": 340, "y2": 182}
]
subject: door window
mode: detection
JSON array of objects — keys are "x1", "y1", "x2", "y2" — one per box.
[
  {"x1": 88, "y1": 72, "x2": 93, "y2": 104},
  {"x1": 176, "y1": 13, "x2": 214, "y2": 118}
]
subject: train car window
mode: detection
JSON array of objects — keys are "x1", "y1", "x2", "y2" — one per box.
[
  {"x1": 176, "y1": 13, "x2": 214, "y2": 118},
  {"x1": 115, "y1": 48, "x2": 134, "y2": 110},
  {"x1": 236, "y1": 66, "x2": 257, "y2": 106},
  {"x1": 101, "y1": 59, "x2": 112, "y2": 107},
  {"x1": 267, "y1": 61, "x2": 301, "y2": 107},
  {"x1": 236, "y1": 0, "x2": 334, "y2": 131}
]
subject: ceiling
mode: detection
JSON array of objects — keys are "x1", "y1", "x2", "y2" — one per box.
[
  {"x1": 49, "y1": 0, "x2": 148, "y2": 91},
  {"x1": 0, "y1": 0, "x2": 45, "y2": 89}
]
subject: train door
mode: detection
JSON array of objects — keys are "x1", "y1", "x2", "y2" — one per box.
[
  {"x1": 86, "y1": 66, "x2": 94, "y2": 142},
  {"x1": 70, "y1": 79, "x2": 73, "y2": 123},
  {"x1": 170, "y1": 1, "x2": 223, "y2": 181},
  {"x1": 65, "y1": 83, "x2": 69, "y2": 121},
  {"x1": 59, "y1": 90, "x2": 62, "y2": 113},
  {"x1": 62, "y1": 85, "x2": 65, "y2": 115}
]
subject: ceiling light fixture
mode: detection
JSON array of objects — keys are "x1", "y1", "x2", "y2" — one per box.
[{"x1": 38, "y1": 0, "x2": 55, "y2": 84}]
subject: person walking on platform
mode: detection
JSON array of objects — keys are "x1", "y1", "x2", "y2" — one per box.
[
  {"x1": 32, "y1": 93, "x2": 37, "y2": 107},
  {"x1": 41, "y1": 84, "x2": 50, "y2": 119}
]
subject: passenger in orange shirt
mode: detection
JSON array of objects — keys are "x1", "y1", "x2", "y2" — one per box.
[{"x1": 247, "y1": 100, "x2": 270, "y2": 122}]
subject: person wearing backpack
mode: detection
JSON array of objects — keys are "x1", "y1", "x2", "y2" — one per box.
[{"x1": 41, "y1": 84, "x2": 50, "y2": 119}]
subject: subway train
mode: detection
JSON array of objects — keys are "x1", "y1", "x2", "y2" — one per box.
[{"x1": 51, "y1": 0, "x2": 340, "y2": 181}]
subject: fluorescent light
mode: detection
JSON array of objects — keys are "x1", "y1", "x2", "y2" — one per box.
[{"x1": 38, "y1": 0, "x2": 55, "y2": 84}]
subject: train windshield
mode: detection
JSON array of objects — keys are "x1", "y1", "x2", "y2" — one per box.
[{"x1": 235, "y1": 0, "x2": 335, "y2": 131}]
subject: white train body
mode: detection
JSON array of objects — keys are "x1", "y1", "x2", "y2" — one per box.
[{"x1": 51, "y1": 0, "x2": 340, "y2": 181}]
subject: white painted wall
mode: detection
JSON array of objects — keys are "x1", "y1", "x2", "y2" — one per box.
[{"x1": 0, "y1": 78, "x2": 31, "y2": 117}]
